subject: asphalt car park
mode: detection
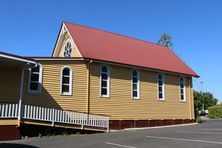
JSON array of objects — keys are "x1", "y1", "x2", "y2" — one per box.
[{"x1": 1, "y1": 120, "x2": 222, "y2": 148}]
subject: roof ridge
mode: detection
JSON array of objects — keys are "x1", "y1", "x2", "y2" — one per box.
[{"x1": 64, "y1": 21, "x2": 168, "y2": 49}]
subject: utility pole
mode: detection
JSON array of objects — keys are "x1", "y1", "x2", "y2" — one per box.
[{"x1": 200, "y1": 81, "x2": 204, "y2": 112}]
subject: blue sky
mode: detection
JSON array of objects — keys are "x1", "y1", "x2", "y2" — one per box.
[{"x1": 0, "y1": 0, "x2": 221, "y2": 100}]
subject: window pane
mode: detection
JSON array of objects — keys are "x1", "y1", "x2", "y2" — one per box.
[
  {"x1": 133, "y1": 77, "x2": 138, "y2": 83},
  {"x1": 102, "y1": 80, "x2": 107, "y2": 87},
  {"x1": 180, "y1": 77, "x2": 184, "y2": 82},
  {"x1": 31, "y1": 73, "x2": 39, "y2": 81},
  {"x1": 181, "y1": 89, "x2": 184, "y2": 94},
  {"x1": 181, "y1": 95, "x2": 184, "y2": 100},
  {"x1": 159, "y1": 86, "x2": 162, "y2": 92},
  {"x1": 62, "y1": 85, "x2": 69, "y2": 93},
  {"x1": 32, "y1": 66, "x2": 39, "y2": 72},
  {"x1": 158, "y1": 74, "x2": 162, "y2": 80},
  {"x1": 102, "y1": 66, "x2": 107, "y2": 73},
  {"x1": 133, "y1": 91, "x2": 137, "y2": 97},
  {"x1": 101, "y1": 88, "x2": 107, "y2": 95},
  {"x1": 30, "y1": 83, "x2": 39, "y2": 90},
  {"x1": 133, "y1": 83, "x2": 137, "y2": 90},
  {"x1": 62, "y1": 77, "x2": 70, "y2": 84},
  {"x1": 102, "y1": 73, "x2": 107, "y2": 79},
  {"x1": 63, "y1": 68, "x2": 70, "y2": 75},
  {"x1": 159, "y1": 93, "x2": 163, "y2": 99},
  {"x1": 133, "y1": 71, "x2": 137, "y2": 77},
  {"x1": 158, "y1": 80, "x2": 163, "y2": 86},
  {"x1": 180, "y1": 84, "x2": 184, "y2": 88}
]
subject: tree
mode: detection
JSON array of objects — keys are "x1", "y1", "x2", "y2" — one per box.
[
  {"x1": 157, "y1": 33, "x2": 173, "y2": 49},
  {"x1": 194, "y1": 90, "x2": 218, "y2": 112}
]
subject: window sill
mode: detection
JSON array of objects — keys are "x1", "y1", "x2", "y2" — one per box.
[
  {"x1": 132, "y1": 98, "x2": 140, "y2": 100},
  {"x1": 100, "y1": 96, "x2": 110, "y2": 98},
  {"x1": 60, "y1": 93, "x2": 72, "y2": 96},
  {"x1": 28, "y1": 90, "x2": 41, "y2": 94},
  {"x1": 158, "y1": 99, "x2": 165, "y2": 102},
  {"x1": 180, "y1": 100, "x2": 186, "y2": 103}
]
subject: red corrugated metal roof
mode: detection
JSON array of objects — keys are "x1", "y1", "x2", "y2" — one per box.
[{"x1": 64, "y1": 22, "x2": 198, "y2": 77}]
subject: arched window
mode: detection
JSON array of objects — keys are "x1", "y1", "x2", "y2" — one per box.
[
  {"x1": 157, "y1": 74, "x2": 165, "y2": 100},
  {"x1": 63, "y1": 40, "x2": 72, "y2": 57},
  {"x1": 28, "y1": 64, "x2": 42, "y2": 93},
  {"x1": 132, "y1": 70, "x2": 140, "y2": 99},
  {"x1": 100, "y1": 65, "x2": 110, "y2": 97},
  {"x1": 61, "y1": 67, "x2": 72, "y2": 95},
  {"x1": 179, "y1": 77, "x2": 186, "y2": 101}
]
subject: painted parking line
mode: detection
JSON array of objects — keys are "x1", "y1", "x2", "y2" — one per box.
[
  {"x1": 146, "y1": 136, "x2": 222, "y2": 145},
  {"x1": 177, "y1": 131, "x2": 222, "y2": 135},
  {"x1": 105, "y1": 142, "x2": 137, "y2": 148},
  {"x1": 202, "y1": 128, "x2": 222, "y2": 131}
]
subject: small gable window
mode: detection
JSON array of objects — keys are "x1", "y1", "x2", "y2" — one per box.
[
  {"x1": 132, "y1": 70, "x2": 140, "y2": 99},
  {"x1": 61, "y1": 67, "x2": 72, "y2": 95},
  {"x1": 179, "y1": 77, "x2": 186, "y2": 101},
  {"x1": 100, "y1": 65, "x2": 110, "y2": 97},
  {"x1": 28, "y1": 64, "x2": 42, "y2": 93},
  {"x1": 158, "y1": 74, "x2": 165, "y2": 100},
  {"x1": 63, "y1": 41, "x2": 72, "y2": 57}
]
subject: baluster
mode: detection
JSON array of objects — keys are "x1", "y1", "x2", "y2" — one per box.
[
  {"x1": 5, "y1": 104, "x2": 8, "y2": 117},
  {"x1": 0, "y1": 104, "x2": 2, "y2": 117},
  {"x1": 24, "y1": 105, "x2": 27, "y2": 118},
  {"x1": 12, "y1": 104, "x2": 15, "y2": 117},
  {"x1": 15, "y1": 104, "x2": 18, "y2": 117},
  {"x1": 33, "y1": 106, "x2": 36, "y2": 119},
  {"x1": 63, "y1": 111, "x2": 65, "y2": 123},
  {"x1": 47, "y1": 108, "x2": 49, "y2": 121},
  {"x1": 8, "y1": 104, "x2": 11, "y2": 117},
  {"x1": 2, "y1": 104, "x2": 5, "y2": 117},
  {"x1": 27, "y1": 105, "x2": 30, "y2": 118}
]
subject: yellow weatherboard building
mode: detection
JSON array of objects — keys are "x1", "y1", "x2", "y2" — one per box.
[{"x1": 0, "y1": 22, "x2": 198, "y2": 140}]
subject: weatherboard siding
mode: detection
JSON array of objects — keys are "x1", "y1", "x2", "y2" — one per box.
[
  {"x1": 23, "y1": 60, "x2": 88, "y2": 113},
  {"x1": 0, "y1": 66, "x2": 20, "y2": 103},
  {"x1": 89, "y1": 63, "x2": 193, "y2": 120},
  {"x1": 19, "y1": 60, "x2": 194, "y2": 120},
  {"x1": 55, "y1": 32, "x2": 82, "y2": 58}
]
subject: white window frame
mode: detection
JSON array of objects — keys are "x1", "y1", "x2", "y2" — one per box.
[
  {"x1": 60, "y1": 66, "x2": 73, "y2": 96},
  {"x1": 28, "y1": 64, "x2": 43, "y2": 93},
  {"x1": 100, "y1": 65, "x2": 110, "y2": 98},
  {"x1": 157, "y1": 73, "x2": 165, "y2": 100},
  {"x1": 131, "y1": 70, "x2": 140, "y2": 99},
  {"x1": 179, "y1": 77, "x2": 186, "y2": 102}
]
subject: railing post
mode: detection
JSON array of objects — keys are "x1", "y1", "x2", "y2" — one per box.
[
  {"x1": 107, "y1": 118, "x2": 110, "y2": 133},
  {"x1": 18, "y1": 67, "x2": 25, "y2": 126},
  {"x1": 52, "y1": 108, "x2": 55, "y2": 126}
]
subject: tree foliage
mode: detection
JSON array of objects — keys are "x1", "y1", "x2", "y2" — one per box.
[
  {"x1": 208, "y1": 106, "x2": 222, "y2": 119},
  {"x1": 193, "y1": 90, "x2": 218, "y2": 111},
  {"x1": 157, "y1": 33, "x2": 173, "y2": 49}
]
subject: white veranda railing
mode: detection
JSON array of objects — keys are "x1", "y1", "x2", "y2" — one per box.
[
  {"x1": 0, "y1": 103, "x2": 109, "y2": 131},
  {"x1": 0, "y1": 103, "x2": 18, "y2": 118}
]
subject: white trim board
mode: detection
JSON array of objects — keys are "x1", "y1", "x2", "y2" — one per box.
[{"x1": 0, "y1": 53, "x2": 36, "y2": 64}]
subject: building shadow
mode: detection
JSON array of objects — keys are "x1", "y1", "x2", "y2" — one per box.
[{"x1": 0, "y1": 143, "x2": 39, "y2": 148}]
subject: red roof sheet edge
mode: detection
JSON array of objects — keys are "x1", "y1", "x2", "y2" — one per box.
[
  {"x1": 27, "y1": 56, "x2": 200, "y2": 77},
  {"x1": 25, "y1": 55, "x2": 199, "y2": 77},
  {"x1": 83, "y1": 57, "x2": 199, "y2": 77}
]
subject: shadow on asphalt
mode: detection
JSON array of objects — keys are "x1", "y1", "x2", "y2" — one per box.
[{"x1": 0, "y1": 143, "x2": 39, "y2": 148}]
